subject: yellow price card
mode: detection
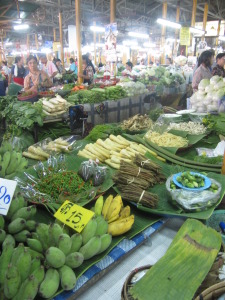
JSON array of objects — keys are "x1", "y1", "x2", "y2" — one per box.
[{"x1": 54, "y1": 200, "x2": 95, "y2": 233}]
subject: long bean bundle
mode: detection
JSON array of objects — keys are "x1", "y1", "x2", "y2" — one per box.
[{"x1": 118, "y1": 184, "x2": 158, "y2": 208}]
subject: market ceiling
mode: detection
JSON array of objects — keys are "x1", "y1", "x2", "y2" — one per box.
[{"x1": 1, "y1": 0, "x2": 225, "y2": 44}]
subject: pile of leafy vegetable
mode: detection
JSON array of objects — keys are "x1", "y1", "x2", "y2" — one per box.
[
  {"x1": 203, "y1": 113, "x2": 225, "y2": 136},
  {"x1": 84, "y1": 124, "x2": 123, "y2": 142},
  {"x1": 0, "y1": 95, "x2": 17, "y2": 113},
  {"x1": 38, "y1": 122, "x2": 72, "y2": 141},
  {"x1": 194, "y1": 155, "x2": 223, "y2": 165},
  {"x1": 67, "y1": 89, "x2": 106, "y2": 104},
  {"x1": 105, "y1": 86, "x2": 127, "y2": 100},
  {"x1": 63, "y1": 83, "x2": 75, "y2": 91},
  {"x1": 1, "y1": 101, "x2": 43, "y2": 130},
  {"x1": 62, "y1": 73, "x2": 77, "y2": 83}
]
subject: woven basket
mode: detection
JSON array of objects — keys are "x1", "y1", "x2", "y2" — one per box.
[
  {"x1": 18, "y1": 91, "x2": 38, "y2": 103},
  {"x1": 121, "y1": 265, "x2": 152, "y2": 300},
  {"x1": 194, "y1": 281, "x2": 225, "y2": 300}
]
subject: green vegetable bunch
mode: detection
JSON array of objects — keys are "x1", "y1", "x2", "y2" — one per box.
[
  {"x1": 104, "y1": 86, "x2": 127, "y2": 100},
  {"x1": 2, "y1": 101, "x2": 44, "y2": 130},
  {"x1": 203, "y1": 113, "x2": 225, "y2": 136},
  {"x1": 84, "y1": 124, "x2": 123, "y2": 142}
]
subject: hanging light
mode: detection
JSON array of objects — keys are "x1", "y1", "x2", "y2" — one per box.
[
  {"x1": 90, "y1": 26, "x2": 105, "y2": 32},
  {"x1": 190, "y1": 27, "x2": 205, "y2": 35},
  {"x1": 14, "y1": 24, "x2": 29, "y2": 30},
  {"x1": 157, "y1": 18, "x2": 181, "y2": 29},
  {"x1": 128, "y1": 32, "x2": 149, "y2": 39}
]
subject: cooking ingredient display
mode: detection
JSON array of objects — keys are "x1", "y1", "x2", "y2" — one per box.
[
  {"x1": 104, "y1": 86, "x2": 127, "y2": 100},
  {"x1": 35, "y1": 171, "x2": 93, "y2": 201},
  {"x1": 167, "y1": 121, "x2": 207, "y2": 135},
  {"x1": 84, "y1": 124, "x2": 123, "y2": 143},
  {"x1": 121, "y1": 114, "x2": 153, "y2": 131},
  {"x1": 117, "y1": 81, "x2": 148, "y2": 97},
  {"x1": 67, "y1": 89, "x2": 106, "y2": 104},
  {"x1": 144, "y1": 131, "x2": 188, "y2": 148}
]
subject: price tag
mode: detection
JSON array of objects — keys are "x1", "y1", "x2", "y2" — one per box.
[
  {"x1": 0, "y1": 178, "x2": 17, "y2": 216},
  {"x1": 54, "y1": 200, "x2": 95, "y2": 233}
]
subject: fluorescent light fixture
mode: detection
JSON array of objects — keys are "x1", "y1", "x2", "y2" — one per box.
[
  {"x1": 90, "y1": 25, "x2": 105, "y2": 32},
  {"x1": 143, "y1": 42, "x2": 156, "y2": 48},
  {"x1": 14, "y1": 24, "x2": 29, "y2": 30},
  {"x1": 41, "y1": 48, "x2": 52, "y2": 54},
  {"x1": 219, "y1": 36, "x2": 225, "y2": 41},
  {"x1": 91, "y1": 42, "x2": 105, "y2": 47},
  {"x1": 130, "y1": 45, "x2": 139, "y2": 50},
  {"x1": 123, "y1": 40, "x2": 138, "y2": 46},
  {"x1": 190, "y1": 27, "x2": 205, "y2": 35},
  {"x1": 5, "y1": 42, "x2": 13, "y2": 46},
  {"x1": 157, "y1": 18, "x2": 181, "y2": 29},
  {"x1": 128, "y1": 32, "x2": 149, "y2": 39}
]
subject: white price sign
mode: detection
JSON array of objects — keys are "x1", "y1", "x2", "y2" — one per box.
[{"x1": 0, "y1": 178, "x2": 17, "y2": 216}]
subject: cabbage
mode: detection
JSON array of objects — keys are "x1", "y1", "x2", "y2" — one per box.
[
  {"x1": 198, "y1": 78, "x2": 210, "y2": 90},
  {"x1": 210, "y1": 75, "x2": 221, "y2": 84},
  {"x1": 205, "y1": 85, "x2": 214, "y2": 93},
  {"x1": 214, "y1": 80, "x2": 225, "y2": 90},
  {"x1": 213, "y1": 88, "x2": 225, "y2": 101},
  {"x1": 197, "y1": 92, "x2": 206, "y2": 100}
]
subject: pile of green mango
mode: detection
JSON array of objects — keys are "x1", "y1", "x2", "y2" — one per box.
[{"x1": 0, "y1": 192, "x2": 112, "y2": 299}]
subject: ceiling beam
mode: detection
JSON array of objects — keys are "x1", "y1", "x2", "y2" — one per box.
[{"x1": 0, "y1": 4, "x2": 13, "y2": 17}]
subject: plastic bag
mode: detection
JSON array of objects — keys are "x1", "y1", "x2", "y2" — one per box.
[
  {"x1": 93, "y1": 166, "x2": 107, "y2": 186},
  {"x1": 78, "y1": 160, "x2": 96, "y2": 181},
  {"x1": 166, "y1": 175, "x2": 222, "y2": 212}
]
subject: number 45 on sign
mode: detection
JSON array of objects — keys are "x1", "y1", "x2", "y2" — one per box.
[{"x1": 54, "y1": 200, "x2": 95, "y2": 233}]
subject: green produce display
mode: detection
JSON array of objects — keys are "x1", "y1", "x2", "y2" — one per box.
[
  {"x1": 203, "y1": 113, "x2": 225, "y2": 136},
  {"x1": 62, "y1": 73, "x2": 77, "y2": 83},
  {"x1": 176, "y1": 171, "x2": 205, "y2": 189},
  {"x1": 194, "y1": 155, "x2": 223, "y2": 165},
  {"x1": 67, "y1": 89, "x2": 106, "y2": 104},
  {"x1": 62, "y1": 83, "x2": 75, "y2": 90},
  {"x1": 1, "y1": 101, "x2": 43, "y2": 130},
  {"x1": 105, "y1": 86, "x2": 127, "y2": 100},
  {"x1": 0, "y1": 189, "x2": 113, "y2": 300},
  {"x1": 0, "y1": 142, "x2": 28, "y2": 178},
  {"x1": 84, "y1": 124, "x2": 123, "y2": 142}
]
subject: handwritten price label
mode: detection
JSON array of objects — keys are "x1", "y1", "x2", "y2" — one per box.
[
  {"x1": 54, "y1": 200, "x2": 95, "y2": 233},
  {"x1": 0, "y1": 178, "x2": 17, "y2": 216}
]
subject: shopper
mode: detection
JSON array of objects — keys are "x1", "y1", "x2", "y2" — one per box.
[
  {"x1": 212, "y1": 53, "x2": 225, "y2": 78},
  {"x1": 86, "y1": 52, "x2": 96, "y2": 74},
  {"x1": 78, "y1": 54, "x2": 94, "y2": 85},
  {"x1": 126, "y1": 61, "x2": 133, "y2": 72},
  {"x1": 24, "y1": 55, "x2": 52, "y2": 92},
  {"x1": 1, "y1": 61, "x2": 10, "y2": 77},
  {"x1": 69, "y1": 58, "x2": 78, "y2": 75},
  {"x1": 8, "y1": 56, "x2": 26, "y2": 86},
  {"x1": 55, "y1": 59, "x2": 65, "y2": 74},
  {"x1": 39, "y1": 55, "x2": 58, "y2": 79},
  {"x1": 192, "y1": 50, "x2": 213, "y2": 92}
]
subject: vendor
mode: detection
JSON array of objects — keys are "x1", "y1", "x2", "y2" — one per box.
[
  {"x1": 78, "y1": 55, "x2": 94, "y2": 85},
  {"x1": 86, "y1": 52, "x2": 96, "y2": 74},
  {"x1": 126, "y1": 61, "x2": 133, "y2": 72},
  {"x1": 24, "y1": 55, "x2": 52, "y2": 92},
  {"x1": 212, "y1": 53, "x2": 225, "y2": 78},
  {"x1": 39, "y1": 55, "x2": 58, "y2": 79},
  {"x1": 55, "y1": 59, "x2": 66, "y2": 74},
  {"x1": 69, "y1": 58, "x2": 78, "y2": 75},
  {"x1": 8, "y1": 56, "x2": 26, "y2": 86},
  {"x1": 192, "y1": 50, "x2": 213, "y2": 92}
]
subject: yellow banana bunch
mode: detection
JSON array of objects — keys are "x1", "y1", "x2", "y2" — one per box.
[
  {"x1": 108, "y1": 215, "x2": 134, "y2": 236},
  {"x1": 101, "y1": 195, "x2": 134, "y2": 236}
]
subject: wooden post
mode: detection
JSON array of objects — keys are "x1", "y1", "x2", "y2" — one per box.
[
  {"x1": 174, "y1": 1, "x2": 180, "y2": 56},
  {"x1": 75, "y1": 0, "x2": 83, "y2": 84},
  {"x1": 110, "y1": 0, "x2": 116, "y2": 23},
  {"x1": 98, "y1": 34, "x2": 101, "y2": 64},
  {"x1": 93, "y1": 21, "x2": 97, "y2": 66},
  {"x1": 35, "y1": 34, "x2": 39, "y2": 50},
  {"x1": 190, "y1": 0, "x2": 197, "y2": 52},
  {"x1": 58, "y1": 11, "x2": 64, "y2": 65},
  {"x1": 27, "y1": 34, "x2": 30, "y2": 55},
  {"x1": 202, "y1": 2, "x2": 208, "y2": 41},
  {"x1": 161, "y1": 1, "x2": 167, "y2": 65},
  {"x1": 53, "y1": 28, "x2": 58, "y2": 58},
  {"x1": 215, "y1": 20, "x2": 221, "y2": 55}
]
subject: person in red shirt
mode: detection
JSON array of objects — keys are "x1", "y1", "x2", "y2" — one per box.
[{"x1": 8, "y1": 56, "x2": 26, "y2": 86}]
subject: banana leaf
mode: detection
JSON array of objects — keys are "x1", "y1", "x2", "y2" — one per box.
[{"x1": 130, "y1": 219, "x2": 221, "y2": 300}]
